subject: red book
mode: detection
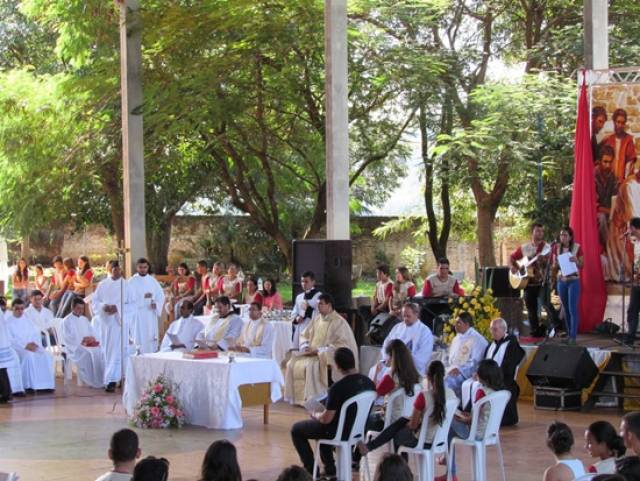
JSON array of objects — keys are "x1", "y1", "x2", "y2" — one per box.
[{"x1": 182, "y1": 350, "x2": 219, "y2": 360}]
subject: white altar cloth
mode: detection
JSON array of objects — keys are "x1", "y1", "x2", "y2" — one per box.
[{"x1": 123, "y1": 351, "x2": 284, "y2": 429}]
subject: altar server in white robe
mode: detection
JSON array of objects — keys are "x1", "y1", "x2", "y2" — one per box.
[
  {"x1": 229, "y1": 301, "x2": 274, "y2": 358},
  {"x1": 0, "y1": 314, "x2": 19, "y2": 401},
  {"x1": 92, "y1": 260, "x2": 134, "y2": 392},
  {"x1": 5, "y1": 299, "x2": 55, "y2": 391},
  {"x1": 289, "y1": 271, "x2": 321, "y2": 350},
  {"x1": 0, "y1": 297, "x2": 23, "y2": 396},
  {"x1": 445, "y1": 311, "x2": 488, "y2": 399},
  {"x1": 380, "y1": 302, "x2": 434, "y2": 377},
  {"x1": 196, "y1": 296, "x2": 243, "y2": 351},
  {"x1": 128, "y1": 258, "x2": 165, "y2": 353},
  {"x1": 25, "y1": 289, "x2": 55, "y2": 346},
  {"x1": 160, "y1": 300, "x2": 203, "y2": 352},
  {"x1": 61, "y1": 297, "x2": 105, "y2": 388}
]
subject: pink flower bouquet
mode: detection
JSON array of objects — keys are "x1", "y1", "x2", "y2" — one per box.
[{"x1": 130, "y1": 374, "x2": 186, "y2": 429}]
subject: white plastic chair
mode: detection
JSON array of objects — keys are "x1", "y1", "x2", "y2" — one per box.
[
  {"x1": 398, "y1": 397, "x2": 460, "y2": 481},
  {"x1": 366, "y1": 383, "x2": 421, "y2": 452},
  {"x1": 447, "y1": 390, "x2": 511, "y2": 481},
  {"x1": 312, "y1": 390, "x2": 377, "y2": 481},
  {"x1": 48, "y1": 317, "x2": 82, "y2": 386}
]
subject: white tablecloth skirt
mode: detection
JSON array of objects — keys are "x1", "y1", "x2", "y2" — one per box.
[{"x1": 123, "y1": 352, "x2": 284, "y2": 429}]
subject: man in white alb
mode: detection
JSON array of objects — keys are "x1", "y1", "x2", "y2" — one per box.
[
  {"x1": 290, "y1": 271, "x2": 322, "y2": 350},
  {"x1": 381, "y1": 302, "x2": 433, "y2": 376},
  {"x1": 196, "y1": 296, "x2": 243, "y2": 351},
  {"x1": 5, "y1": 298, "x2": 55, "y2": 391},
  {"x1": 127, "y1": 258, "x2": 165, "y2": 354},
  {"x1": 92, "y1": 260, "x2": 133, "y2": 392},
  {"x1": 62, "y1": 297, "x2": 105, "y2": 388},
  {"x1": 445, "y1": 311, "x2": 488, "y2": 399},
  {"x1": 229, "y1": 301, "x2": 274, "y2": 358},
  {"x1": 160, "y1": 300, "x2": 203, "y2": 352},
  {"x1": 25, "y1": 289, "x2": 55, "y2": 347}
]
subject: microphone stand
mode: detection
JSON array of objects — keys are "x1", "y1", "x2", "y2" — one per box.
[{"x1": 540, "y1": 242, "x2": 557, "y2": 345}]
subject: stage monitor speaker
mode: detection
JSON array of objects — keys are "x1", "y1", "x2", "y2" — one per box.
[
  {"x1": 292, "y1": 240, "x2": 352, "y2": 310},
  {"x1": 481, "y1": 266, "x2": 520, "y2": 298},
  {"x1": 526, "y1": 344, "x2": 598, "y2": 390}
]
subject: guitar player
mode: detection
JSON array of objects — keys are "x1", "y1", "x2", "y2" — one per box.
[{"x1": 510, "y1": 223, "x2": 560, "y2": 338}]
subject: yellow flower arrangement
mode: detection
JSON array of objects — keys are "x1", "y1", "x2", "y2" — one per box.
[{"x1": 441, "y1": 286, "x2": 501, "y2": 346}]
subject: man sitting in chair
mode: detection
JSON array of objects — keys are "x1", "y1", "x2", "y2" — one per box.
[
  {"x1": 285, "y1": 294, "x2": 359, "y2": 405},
  {"x1": 229, "y1": 302, "x2": 274, "y2": 359},
  {"x1": 460, "y1": 318, "x2": 524, "y2": 426},
  {"x1": 160, "y1": 300, "x2": 203, "y2": 352},
  {"x1": 290, "y1": 347, "x2": 375, "y2": 478},
  {"x1": 445, "y1": 312, "x2": 488, "y2": 399},
  {"x1": 196, "y1": 296, "x2": 243, "y2": 351}
]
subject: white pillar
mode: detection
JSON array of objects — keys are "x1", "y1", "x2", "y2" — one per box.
[
  {"x1": 584, "y1": 0, "x2": 608, "y2": 70},
  {"x1": 325, "y1": 0, "x2": 350, "y2": 240},
  {"x1": 118, "y1": 0, "x2": 147, "y2": 276}
]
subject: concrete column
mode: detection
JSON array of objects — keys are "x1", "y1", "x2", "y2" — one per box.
[
  {"x1": 118, "y1": 0, "x2": 147, "y2": 276},
  {"x1": 325, "y1": 0, "x2": 350, "y2": 240},
  {"x1": 584, "y1": 0, "x2": 608, "y2": 70}
]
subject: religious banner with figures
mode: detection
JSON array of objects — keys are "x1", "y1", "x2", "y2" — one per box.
[{"x1": 591, "y1": 82, "x2": 640, "y2": 282}]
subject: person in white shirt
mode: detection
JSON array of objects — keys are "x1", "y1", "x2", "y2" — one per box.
[
  {"x1": 95, "y1": 428, "x2": 141, "y2": 481},
  {"x1": 160, "y1": 300, "x2": 203, "y2": 352},
  {"x1": 5, "y1": 298, "x2": 55, "y2": 392},
  {"x1": 61, "y1": 297, "x2": 105, "y2": 388},
  {"x1": 290, "y1": 271, "x2": 322, "y2": 350},
  {"x1": 25, "y1": 289, "x2": 55, "y2": 347},
  {"x1": 0, "y1": 296, "x2": 24, "y2": 397},
  {"x1": 380, "y1": 302, "x2": 434, "y2": 377},
  {"x1": 92, "y1": 260, "x2": 134, "y2": 393},
  {"x1": 196, "y1": 296, "x2": 243, "y2": 351},
  {"x1": 445, "y1": 311, "x2": 489, "y2": 399},
  {"x1": 127, "y1": 258, "x2": 165, "y2": 354},
  {"x1": 229, "y1": 301, "x2": 274, "y2": 358}
]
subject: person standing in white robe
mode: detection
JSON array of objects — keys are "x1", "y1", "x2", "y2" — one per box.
[
  {"x1": 0, "y1": 296, "x2": 23, "y2": 396},
  {"x1": 127, "y1": 258, "x2": 164, "y2": 354},
  {"x1": 92, "y1": 260, "x2": 133, "y2": 392},
  {"x1": 380, "y1": 302, "x2": 434, "y2": 377},
  {"x1": 445, "y1": 311, "x2": 488, "y2": 399},
  {"x1": 289, "y1": 272, "x2": 322, "y2": 350},
  {"x1": 5, "y1": 299, "x2": 55, "y2": 391},
  {"x1": 0, "y1": 314, "x2": 17, "y2": 402},
  {"x1": 160, "y1": 301, "x2": 203, "y2": 352},
  {"x1": 196, "y1": 296, "x2": 243, "y2": 351},
  {"x1": 62, "y1": 298, "x2": 105, "y2": 388},
  {"x1": 229, "y1": 301, "x2": 274, "y2": 358},
  {"x1": 25, "y1": 289, "x2": 55, "y2": 346}
]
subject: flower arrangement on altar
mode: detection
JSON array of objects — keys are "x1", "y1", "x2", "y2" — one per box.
[
  {"x1": 441, "y1": 286, "x2": 501, "y2": 346},
  {"x1": 130, "y1": 374, "x2": 186, "y2": 429}
]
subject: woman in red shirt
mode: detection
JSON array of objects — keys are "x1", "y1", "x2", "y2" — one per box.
[
  {"x1": 244, "y1": 276, "x2": 263, "y2": 305},
  {"x1": 55, "y1": 257, "x2": 77, "y2": 317},
  {"x1": 171, "y1": 262, "x2": 196, "y2": 319},
  {"x1": 261, "y1": 278, "x2": 283, "y2": 311}
]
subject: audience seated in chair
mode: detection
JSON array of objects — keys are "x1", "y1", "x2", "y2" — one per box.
[
  {"x1": 616, "y1": 456, "x2": 640, "y2": 481},
  {"x1": 276, "y1": 465, "x2": 312, "y2": 481},
  {"x1": 284, "y1": 293, "x2": 359, "y2": 405},
  {"x1": 131, "y1": 456, "x2": 169, "y2": 481},
  {"x1": 585, "y1": 421, "x2": 626, "y2": 474},
  {"x1": 621, "y1": 411, "x2": 640, "y2": 456},
  {"x1": 542, "y1": 421, "x2": 585, "y2": 481},
  {"x1": 290, "y1": 347, "x2": 375, "y2": 477},
  {"x1": 95, "y1": 428, "x2": 141, "y2": 481},
  {"x1": 198, "y1": 439, "x2": 242, "y2": 481}
]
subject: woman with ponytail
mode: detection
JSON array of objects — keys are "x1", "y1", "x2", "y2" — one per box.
[
  {"x1": 585, "y1": 420, "x2": 627, "y2": 474},
  {"x1": 357, "y1": 360, "x2": 456, "y2": 456}
]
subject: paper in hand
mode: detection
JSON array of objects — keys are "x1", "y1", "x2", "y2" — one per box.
[
  {"x1": 558, "y1": 252, "x2": 578, "y2": 277},
  {"x1": 304, "y1": 396, "x2": 326, "y2": 414}
]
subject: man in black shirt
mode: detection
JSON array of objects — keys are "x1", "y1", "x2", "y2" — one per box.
[{"x1": 291, "y1": 347, "x2": 375, "y2": 478}]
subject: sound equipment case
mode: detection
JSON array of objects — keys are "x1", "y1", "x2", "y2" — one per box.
[{"x1": 533, "y1": 387, "x2": 582, "y2": 411}]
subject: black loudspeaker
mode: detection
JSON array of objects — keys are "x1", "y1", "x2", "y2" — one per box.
[
  {"x1": 526, "y1": 345, "x2": 598, "y2": 390},
  {"x1": 480, "y1": 266, "x2": 519, "y2": 298},
  {"x1": 292, "y1": 240, "x2": 352, "y2": 310}
]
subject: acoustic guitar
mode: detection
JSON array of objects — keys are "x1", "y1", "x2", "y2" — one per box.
[{"x1": 508, "y1": 245, "x2": 551, "y2": 290}]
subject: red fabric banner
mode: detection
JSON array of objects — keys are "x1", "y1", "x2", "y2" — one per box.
[{"x1": 569, "y1": 79, "x2": 607, "y2": 332}]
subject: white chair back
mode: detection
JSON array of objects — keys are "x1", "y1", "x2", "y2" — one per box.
[
  {"x1": 385, "y1": 382, "x2": 422, "y2": 424},
  {"x1": 415, "y1": 396, "x2": 459, "y2": 451},
  {"x1": 50, "y1": 317, "x2": 65, "y2": 347},
  {"x1": 332, "y1": 390, "x2": 377, "y2": 444},
  {"x1": 467, "y1": 390, "x2": 511, "y2": 445}
]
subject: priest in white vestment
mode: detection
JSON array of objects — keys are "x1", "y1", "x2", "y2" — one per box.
[
  {"x1": 5, "y1": 299, "x2": 55, "y2": 391},
  {"x1": 284, "y1": 293, "x2": 359, "y2": 404},
  {"x1": 0, "y1": 301, "x2": 23, "y2": 396},
  {"x1": 128, "y1": 258, "x2": 165, "y2": 353},
  {"x1": 229, "y1": 301, "x2": 274, "y2": 358},
  {"x1": 91, "y1": 260, "x2": 134, "y2": 392},
  {"x1": 445, "y1": 311, "x2": 488, "y2": 399},
  {"x1": 380, "y1": 302, "x2": 434, "y2": 376},
  {"x1": 196, "y1": 296, "x2": 243, "y2": 351},
  {"x1": 25, "y1": 289, "x2": 55, "y2": 346},
  {"x1": 61, "y1": 298, "x2": 105, "y2": 388},
  {"x1": 160, "y1": 300, "x2": 203, "y2": 352},
  {"x1": 289, "y1": 272, "x2": 322, "y2": 350}
]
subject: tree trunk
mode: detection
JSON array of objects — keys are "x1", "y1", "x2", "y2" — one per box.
[
  {"x1": 146, "y1": 219, "x2": 172, "y2": 275},
  {"x1": 476, "y1": 201, "x2": 497, "y2": 267}
]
